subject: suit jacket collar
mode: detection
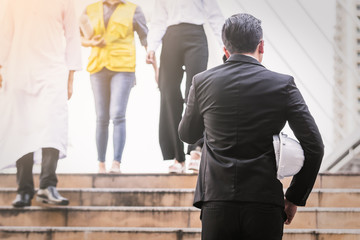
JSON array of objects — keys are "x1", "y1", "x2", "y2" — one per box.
[{"x1": 226, "y1": 54, "x2": 264, "y2": 68}]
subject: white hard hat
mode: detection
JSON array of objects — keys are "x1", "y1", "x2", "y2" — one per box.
[{"x1": 273, "y1": 133, "x2": 305, "y2": 180}]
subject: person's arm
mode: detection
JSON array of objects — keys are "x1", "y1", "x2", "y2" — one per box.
[
  {"x1": 132, "y1": 5, "x2": 158, "y2": 84},
  {"x1": 151, "y1": 53, "x2": 159, "y2": 85},
  {"x1": 79, "y1": 8, "x2": 106, "y2": 48},
  {"x1": 146, "y1": 0, "x2": 166, "y2": 84},
  {"x1": 67, "y1": 70, "x2": 75, "y2": 100},
  {"x1": 79, "y1": 9, "x2": 94, "y2": 40},
  {"x1": 178, "y1": 77, "x2": 204, "y2": 144},
  {"x1": 284, "y1": 77, "x2": 324, "y2": 206},
  {"x1": 204, "y1": 0, "x2": 225, "y2": 47},
  {"x1": 81, "y1": 35, "x2": 106, "y2": 48},
  {"x1": 144, "y1": 47, "x2": 159, "y2": 85},
  {"x1": 0, "y1": 0, "x2": 15, "y2": 89},
  {"x1": 63, "y1": 0, "x2": 82, "y2": 99},
  {"x1": 146, "y1": 0, "x2": 168, "y2": 59},
  {"x1": 133, "y1": 6, "x2": 148, "y2": 47}
]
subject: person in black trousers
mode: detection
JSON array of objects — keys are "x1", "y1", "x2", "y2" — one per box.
[
  {"x1": 157, "y1": 23, "x2": 208, "y2": 172},
  {"x1": 146, "y1": 0, "x2": 224, "y2": 173},
  {"x1": 179, "y1": 13, "x2": 324, "y2": 239},
  {"x1": 14, "y1": 148, "x2": 68, "y2": 207}
]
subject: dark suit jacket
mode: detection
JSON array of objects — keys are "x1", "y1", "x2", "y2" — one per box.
[{"x1": 178, "y1": 54, "x2": 324, "y2": 208}]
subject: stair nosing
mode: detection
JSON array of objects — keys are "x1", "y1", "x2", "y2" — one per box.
[
  {"x1": 2, "y1": 206, "x2": 360, "y2": 212},
  {"x1": 0, "y1": 226, "x2": 202, "y2": 233},
  {"x1": 1, "y1": 227, "x2": 360, "y2": 234},
  {"x1": 0, "y1": 206, "x2": 200, "y2": 211},
  {"x1": 0, "y1": 188, "x2": 196, "y2": 193},
  {"x1": 3, "y1": 187, "x2": 360, "y2": 193}
]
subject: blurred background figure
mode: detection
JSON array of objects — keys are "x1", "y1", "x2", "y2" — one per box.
[
  {"x1": 80, "y1": 0, "x2": 156, "y2": 174},
  {"x1": 146, "y1": 0, "x2": 225, "y2": 173},
  {"x1": 0, "y1": 0, "x2": 82, "y2": 207}
]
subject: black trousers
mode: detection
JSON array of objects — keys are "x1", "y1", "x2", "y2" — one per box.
[
  {"x1": 16, "y1": 148, "x2": 59, "y2": 198},
  {"x1": 201, "y1": 201, "x2": 286, "y2": 240},
  {"x1": 159, "y1": 23, "x2": 208, "y2": 163}
]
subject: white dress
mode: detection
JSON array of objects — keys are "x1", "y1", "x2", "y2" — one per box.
[{"x1": 0, "y1": 0, "x2": 82, "y2": 169}]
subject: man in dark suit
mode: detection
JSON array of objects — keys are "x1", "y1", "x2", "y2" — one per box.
[{"x1": 178, "y1": 13, "x2": 324, "y2": 240}]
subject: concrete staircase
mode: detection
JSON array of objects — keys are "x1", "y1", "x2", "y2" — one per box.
[{"x1": 0, "y1": 173, "x2": 359, "y2": 240}]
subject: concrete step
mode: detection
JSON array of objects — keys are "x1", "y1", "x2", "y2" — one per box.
[
  {"x1": 306, "y1": 189, "x2": 360, "y2": 207},
  {"x1": 0, "y1": 227, "x2": 201, "y2": 240},
  {"x1": 287, "y1": 207, "x2": 360, "y2": 229},
  {"x1": 283, "y1": 229, "x2": 360, "y2": 240},
  {"x1": 1, "y1": 227, "x2": 360, "y2": 240},
  {"x1": 1, "y1": 206, "x2": 360, "y2": 229},
  {"x1": 0, "y1": 206, "x2": 201, "y2": 228},
  {"x1": 0, "y1": 173, "x2": 359, "y2": 189},
  {"x1": 0, "y1": 173, "x2": 198, "y2": 189},
  {"x1": 0, "y1": 188, "x2": 195, "y2": 207},
  {"x1": 281, "y1": 173, "x2": 360, "y2": 189},
  {"x1": 1, "y1": 188, "x2": 360, "y2": 208}
]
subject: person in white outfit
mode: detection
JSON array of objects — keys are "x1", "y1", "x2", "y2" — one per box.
[{"x1": 0, "y1": 0, "x2": 82, "y2": 207}]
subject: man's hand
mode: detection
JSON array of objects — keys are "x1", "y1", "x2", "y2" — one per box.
[
  {"x1": 68, "y1": 70, "x2": 75, "y2": 100},
  {"x1": 284, "y1": 198, "x2": 297, "y2": 225}
]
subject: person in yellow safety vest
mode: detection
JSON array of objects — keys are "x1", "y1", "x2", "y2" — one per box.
[{"x1": 81, "y1": 0, "x2": 157, "y2": 174}]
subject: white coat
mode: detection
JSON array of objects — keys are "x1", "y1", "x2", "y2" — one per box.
[{"x1": 0, "y1": 0, "x2": 82, "y2": 169}]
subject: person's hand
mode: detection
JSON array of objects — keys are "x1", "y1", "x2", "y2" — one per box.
[
  {"x1": 68, "y1": 70, "x2": 75, "y2": 100},
  {"x1": 284, "y1": 198, "x2": 297, "y2": 225},
  {"x1": 91, "y1": 35, "x2": 106, "y2": 48},
  {"x1": 146, "y1": 51, "x2": 155, "y2": 64},
  {"x1": 146, "y1": 51, "x2": 159, "y2": 85}
]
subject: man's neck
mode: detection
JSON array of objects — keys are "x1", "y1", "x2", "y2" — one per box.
[
  {"x1": 242, "y1": 53, "x2": 258, "y2": 61},
  {"x1": 233, "y1": 52, "x2": 261, "y2": 63}
]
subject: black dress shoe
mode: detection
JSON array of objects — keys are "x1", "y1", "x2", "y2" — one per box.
[
  {"x1": 36, "y1": 186, "x2": 69, "y2": 205},
  {"x1": 12, "y1": 193, "x2": 32, "y2": 208}
]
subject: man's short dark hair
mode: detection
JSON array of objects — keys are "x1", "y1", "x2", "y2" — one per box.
[{"x1": 222, "y1": 13, "x2": 263, "y2": 54}]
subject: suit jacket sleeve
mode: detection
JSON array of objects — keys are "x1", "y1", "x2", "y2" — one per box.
[
  {"x1": 178, "y1": 77, "x2": 204, "y2": 144},
  {"x1": 284, "y1": 77, "x2": 324, "y2": 206}
]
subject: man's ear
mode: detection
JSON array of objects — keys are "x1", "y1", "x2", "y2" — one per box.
[
  {"x1": 258, "y1": 40, "x2": 264, "y2": 54},
  {"x1": 223, "y1": 47, "x2": 230, "y2": 58}
]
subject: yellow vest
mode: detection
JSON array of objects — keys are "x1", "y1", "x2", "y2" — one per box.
[{"x1": 86, "y1": 1, "x2": 137, "y2": 74}]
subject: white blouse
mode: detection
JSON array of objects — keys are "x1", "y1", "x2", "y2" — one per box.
[{"x1": 147, "y1": 0, "x2": 225, "y2": 52}]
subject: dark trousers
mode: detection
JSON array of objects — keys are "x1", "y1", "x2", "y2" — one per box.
[
  {"x1": 201, "y1": 201, "x2": 286, "y2": 240},
  {"x1": 16, "y1": 148, "x2": 59, "y2": 197},
  {"x1": 159, "y1": 23, "x2": 208, "y2": 163}
]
